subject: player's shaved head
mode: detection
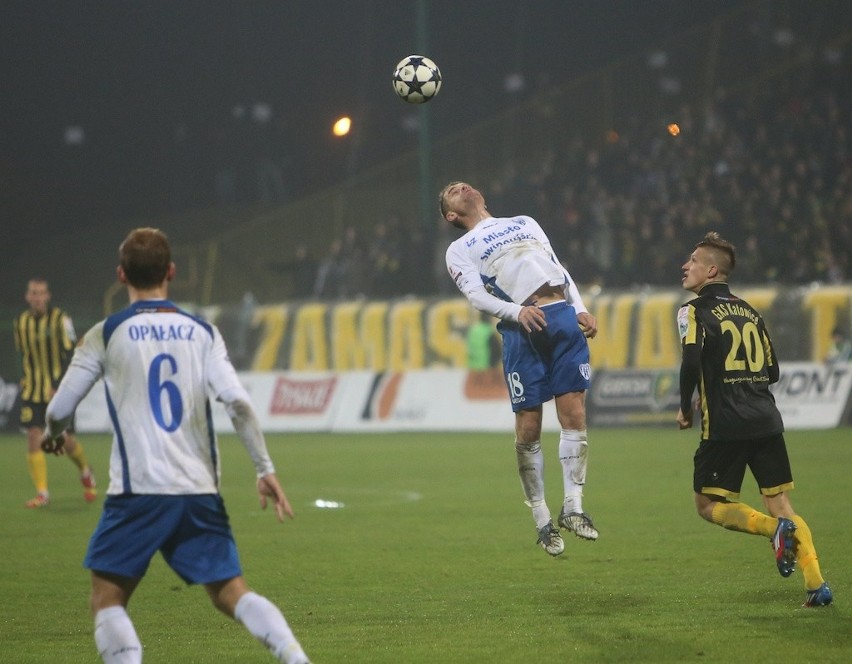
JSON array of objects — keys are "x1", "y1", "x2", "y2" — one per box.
[
  {"x1": 119, "y1": 227, "x2": 172, "y2": 289},
  {"x1": 695, "y1": 231, "x2": 735, "y2": 277}
]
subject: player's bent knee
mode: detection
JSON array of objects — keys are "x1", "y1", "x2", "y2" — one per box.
[{"x1": 206, "y1": 576, "x2": 249, "y2": 618}]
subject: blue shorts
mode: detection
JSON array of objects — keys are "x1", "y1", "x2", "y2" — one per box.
[
  {"x1": 84, "y1": 494, "x2": 242, "y2": 585},
  {"x1": 498, "y1": 301, "x2": 591, "y2": 412}
]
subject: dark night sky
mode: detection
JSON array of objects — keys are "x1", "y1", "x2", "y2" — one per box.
[{"x1": 1, "y1": 0, "x2": 753, "y2": 241}]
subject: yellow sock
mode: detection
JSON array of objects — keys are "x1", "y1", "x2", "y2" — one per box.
[
  {"x1": 27, "y1": 451, "x2": 48, "y2": 494},
  {"x1": 66, "y1": 441, "x2": 89, "y2": 473},
  {"x1": 710, "y1": 502, "x2": 776, "y2": 536},
  {"x1": 790, "y1": 515, "x2": 825, "y2": 590}
]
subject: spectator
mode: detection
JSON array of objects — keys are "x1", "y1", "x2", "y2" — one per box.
[{"x1": 825, "y1": 327, "x2": 852, "y2": 364}]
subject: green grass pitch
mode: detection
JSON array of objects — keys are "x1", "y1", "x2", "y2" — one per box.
[{"x1": 1, "y1": 427, "x2": 850, "y2": 663}]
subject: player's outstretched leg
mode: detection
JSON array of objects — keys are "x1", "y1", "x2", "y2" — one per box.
[
  {"x1": 234, "y1": 591, "x2": 310, "y2": 664},
  {"x1": 516, "y1": 441, "x2": 561, "y2": 555},
  {"x1": 788, "y1": 514, "x2": 831, "y2": 607},
  {"x1": 558, "y1": 429, "x2": 598, "y2": 540}
]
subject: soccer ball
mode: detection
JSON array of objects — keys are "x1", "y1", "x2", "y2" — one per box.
[{"x1": 392, "y1": 55, "x2": 442, "y2": 104}]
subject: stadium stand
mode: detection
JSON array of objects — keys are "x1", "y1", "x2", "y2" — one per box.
[
  {"x1": 1, "y1": 2, "x2": 850, "y2": 353},
  {"x1": 184, "y1": 1, "x2": 852, "y2": 304}
]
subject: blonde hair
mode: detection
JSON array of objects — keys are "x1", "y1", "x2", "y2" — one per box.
[{"x1": 695, "y1": 231, "x2": 736, "y2": 276}]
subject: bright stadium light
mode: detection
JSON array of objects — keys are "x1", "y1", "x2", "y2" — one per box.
[{"x1": 333, "y1": 116, "x2": 352, "y2": 137}]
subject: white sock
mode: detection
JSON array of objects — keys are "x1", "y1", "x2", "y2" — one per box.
[
  {"x1": 234, "y1": 591, "x2": 309, "y2": 664},
  {"x1": 94, "y1": 606, "x2": 142, "y2": 664},
  {"x1": 559, "y1": 429, "x2": 588, "y2": 514},
  {"x1": 515, "y1": 441, "x2": 551, "y2": 529}
]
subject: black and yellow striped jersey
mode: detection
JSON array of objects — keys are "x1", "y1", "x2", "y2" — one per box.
[
  {"x1": 12, "y1": 306, "x2": 77, "y2": 404},
  {"x1": 677, "y1": 282, "x2": 784, "y2": 441}
]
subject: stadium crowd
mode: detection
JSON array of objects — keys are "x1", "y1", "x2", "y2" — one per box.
[
  {"x1": 501, "y1": 61, "x2": 851, "y2": 289},
  {"x1": 301, "y1": 57, "x2": 851, "y2": 299}
]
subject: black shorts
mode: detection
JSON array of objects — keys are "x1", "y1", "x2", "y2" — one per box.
[
  {"x1": 693, "y1": 433, "x2": 793, "y2": 500},
  {"x1": 18, "y1": 400, "x2": 75, "y2": 432}
]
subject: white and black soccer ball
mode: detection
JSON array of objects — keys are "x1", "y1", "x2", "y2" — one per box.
[{"x1": 392, "y1": 55, "x2": 442, "y2": 104}]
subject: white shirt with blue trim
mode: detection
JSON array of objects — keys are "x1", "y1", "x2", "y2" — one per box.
[
  {"x1": 46, "y1": 299, "x2": 274, "y2": 495},
  {"x1": 446, "y1": 215, "x2": 588, "y2": 321}
]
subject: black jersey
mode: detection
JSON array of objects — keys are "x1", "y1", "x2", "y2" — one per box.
[
  {"x1": 12, "y1": 306, "x2": 76, "y2": 404},
  {"x1": 677, "y1": 282, "x2": 783, "y2": 441}
]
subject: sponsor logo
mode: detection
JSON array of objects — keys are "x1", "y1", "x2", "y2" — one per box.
[
  {"x1": 723, "y1": 375, "x2": 770, "y2": 384},
  {"x1": 479, "y1": 232, "x2": 535, "y2": 260},
  {"x1": 361, "y1": 372, "x2": 402, "y2": 420},
  {"x1": 135, "y1": 305, "x2": 178, "y2": 314},
  {"x1": 770, "y1": 365, "x2": 850, "y2": 400},
  {"x1": 481, "y1": 225, "x2": 522, "y2": 244},
  {"x1": 591, "y1": 370, "x2": 680, "y2": 411},
  {"x1": 654, "y1": 372, "x2": 675, "y2": 405},
  {"x1": 677, "y1": 306, "x2": 690, "y2": 340},
  {"x1": 269, "y1": 376, "x2": 337, "y2": 415},
  {"x1": 360, "y1": 372, "x2": 427, "y2": 421}
]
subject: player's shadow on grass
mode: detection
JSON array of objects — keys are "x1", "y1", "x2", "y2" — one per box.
[{"x1": 553, "y1": 590, "x2": 647, "y2": 617}]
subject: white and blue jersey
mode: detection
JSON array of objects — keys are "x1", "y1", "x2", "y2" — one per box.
[
  {"x1": 46, "y1": 299, "x2": 268, "y2": 583},
  {"x1": 446, "y1": 215, "x2": 592, "y2": 410},
  {"x1": 446, "y1": 215, "x2": 587, "y2": 321},
  {"x1": 51, "y1": 299, "x2": 261, "y2": 495}
]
